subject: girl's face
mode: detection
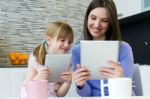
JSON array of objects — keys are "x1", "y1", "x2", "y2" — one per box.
[
  {"x1": 87, "y1": 7, "x2": 109, "y2": 40},
  {"x1": 47, "y1": 36, "x2": 72, "y2": 54}
]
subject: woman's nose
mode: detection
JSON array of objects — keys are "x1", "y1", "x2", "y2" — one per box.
[{"x1": 94, "y1": 20, "x2": 101, "y2": 28}]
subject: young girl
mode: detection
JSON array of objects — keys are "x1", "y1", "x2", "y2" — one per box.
[{"x1": 25, "y1": 21, "x2": 74, "y2": 97}]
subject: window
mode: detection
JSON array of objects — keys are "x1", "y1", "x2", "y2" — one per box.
[{"x1": 142, "y1": 0, "x2": 150, "y2": 11}]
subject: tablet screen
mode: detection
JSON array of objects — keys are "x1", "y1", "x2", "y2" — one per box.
[
  {"x1": 80, "y1": 41, "x2": 119, "y2": 80},
  {"x1": 45, "y1": 54, "x2": 71, "y2": 82}
]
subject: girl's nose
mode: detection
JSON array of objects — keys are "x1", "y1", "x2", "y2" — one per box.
[{"x1": 64, "y1": 42, "x2": 69, "y2": 47}]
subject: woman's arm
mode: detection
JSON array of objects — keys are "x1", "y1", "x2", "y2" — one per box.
[
  {"x1": 71, "y1": 45, "x2": 92, "y2": 96},
  {"x1": 119, "y1": 42, "x2": 134, "y2": 78}
]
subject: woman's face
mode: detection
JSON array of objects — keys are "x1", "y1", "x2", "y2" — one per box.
[
  {"x1": 46, "y1": 36, "x2": 72, "y2": 54},
  {"x1": 87, "y1": 7, "x2": 109, "y2": 40}
]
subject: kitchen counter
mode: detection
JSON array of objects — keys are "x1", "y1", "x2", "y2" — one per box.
[{"x1": 5, "y1": 96, "x2": 150, "y2": 99}]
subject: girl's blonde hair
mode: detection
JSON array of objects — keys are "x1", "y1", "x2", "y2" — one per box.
[{"x1": 33, "y1": 21, "x2": 74, "y2": 65}]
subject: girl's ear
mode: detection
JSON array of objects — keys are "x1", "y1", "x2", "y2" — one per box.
[{"x1": 45, "y1": 35, "x2": 51, "y2": 46}]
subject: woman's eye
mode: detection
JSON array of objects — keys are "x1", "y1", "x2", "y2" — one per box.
[
  {"x1": 90, "y1": 15, "x2": 96, "y2": 20},
  {"x1": 103, "y1": 20, "x2": 108, "y2": 23},
  {"x1": 102, "y1": 19, "x2": 109, "y2": 23},
  {"x1": 91, "y1": 17, "x2": 96, "y2": 20}
]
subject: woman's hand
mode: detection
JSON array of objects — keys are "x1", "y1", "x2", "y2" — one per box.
[
  {"x1": 60, "y1": 71, "x2": 72, "y2": 83},
  {"x1": 72, "y1": 64, "x2": 90, "y2": 87},
  {"x1": 100, "y1": 60, "x2": 123, "y2": 79},
  {"x1": 36, "y1": 66, "x2": 50, "y2": 80}
]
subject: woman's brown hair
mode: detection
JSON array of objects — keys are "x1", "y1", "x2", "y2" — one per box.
[{"x1": 84, "y1": 0, "x2": 121, "y2": 40}]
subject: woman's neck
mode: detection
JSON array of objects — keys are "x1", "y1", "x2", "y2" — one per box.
[{"x1": 93, "y1": 35, "x2": 106, "y2": 40}]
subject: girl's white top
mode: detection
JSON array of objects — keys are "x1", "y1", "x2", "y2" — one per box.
[{"x1": 27, "y1": 54, "x2": 57, "y2": 97}]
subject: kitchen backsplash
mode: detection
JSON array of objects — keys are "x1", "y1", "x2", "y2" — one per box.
[{"x1": 0, "y1": 0, "x2": 90, "y2": 66}]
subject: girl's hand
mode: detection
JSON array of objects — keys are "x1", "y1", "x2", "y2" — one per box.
[
  {"x1": 100, "y1": 60, "x2": 123, "y2": 79},
  {"x1": 37, "y1": 66, "x2": 50, "y2": 80},
  {"x1": 72, "y1": 64, "x2": 90, "y2": 87},
  {"x1": 60, "y1": 71, "x2": 72, "y2": 83}
]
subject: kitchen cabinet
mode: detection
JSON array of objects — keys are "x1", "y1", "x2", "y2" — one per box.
[
  {"x1": 119, "y1": 10, "x2": 150, "y2": 65},
  {"x1": 0, "y1": 68, "x2": 27, "y2": 99},
  {"x1": 0, "y1": 67, "x2": 79, "y2": 98},
  {"x1": 114, "y1": 0, "x2": 141, "y2": 19}
]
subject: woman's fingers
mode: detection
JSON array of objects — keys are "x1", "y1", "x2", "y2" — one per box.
[
  {"x1": 100, "y1": 61, "x2": 123, "y2": 78},
  {"x1": 107, "y1": 60, "x2": 120, "y2": 68},
  {"x1": 73, "y1": 66, "x2": 90, "y2": 86},
  {"x1": 73, "y1": 67, "x2": 90, "y2": 80}
]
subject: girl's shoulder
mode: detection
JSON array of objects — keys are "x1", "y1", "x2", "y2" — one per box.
[{"x1": 28, "y1": 53, "x2": 43, "y2": 69}]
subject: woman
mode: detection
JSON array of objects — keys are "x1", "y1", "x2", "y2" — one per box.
[{"x1": 71, "y1": 0, "x2": 134, "y2": 96}]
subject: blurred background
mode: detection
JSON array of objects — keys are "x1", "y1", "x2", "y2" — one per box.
[{"x1": 0, "y1": 0, "x2": 91, "y2": 66}]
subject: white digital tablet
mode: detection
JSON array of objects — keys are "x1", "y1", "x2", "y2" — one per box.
[
  {"x1": 45, "y1": 54, "x2": 71, "y2": 82},
  {"x1": 80, "y1": 40, "x2": 119, "y2": 80}
]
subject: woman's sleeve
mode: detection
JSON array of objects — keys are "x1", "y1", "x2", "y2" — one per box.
[
  {"x1": 71, "y1": 45, "x2": 92, "y2": 96},
  {"x1": 119, "y1": 42, "x2": 134, "y2": 78}
]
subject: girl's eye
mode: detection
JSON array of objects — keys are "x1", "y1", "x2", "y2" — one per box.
[
  {"x1": 68, "y1": 41, "x2": 72, "y2": 44},
  {"x1": 60, "y1": 39, "x2": 65, "y2": 42}
]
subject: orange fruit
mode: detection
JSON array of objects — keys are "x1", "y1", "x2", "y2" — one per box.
[
  {"x1": 13, "y1": 60, "x2": 20, "y2": 65},
  {"x1": 9, "y1": 53, "x2": 16, "y2": 61},
  {"x1": 8, "y1": 52, "x2": 28, "y2": 65},
  {"x1": 18, "y1": 54, "x2": 23, "y2": 61},
  {"x1": 20, "y1": 61, "x2": 26, "y2": 65},
  {"x1": 22, "y1": 53, "x2": 28, "y2": 61},
  {"x1": 15, "y1": 52, "x2": 21, "y2": 59}
]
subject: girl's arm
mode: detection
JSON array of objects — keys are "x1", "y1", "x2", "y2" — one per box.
[
  {"x1": 26, "y1": 54, "x2": 50, "y2": 81},
  {"x1": 56, "y1": 71, "x2": 72, "y2": 97},
  {"x1": 25, "y1": 64, "x2": 50, "y2": 81},
  {"x1": 25, "y1": 66, "x2": 37, "y2": 81}
]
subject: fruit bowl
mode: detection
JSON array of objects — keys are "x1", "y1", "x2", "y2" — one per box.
[{"x1": 8, "y1": 52, "x2": 28, "y2": 65}]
